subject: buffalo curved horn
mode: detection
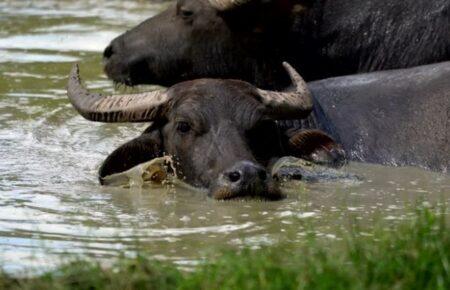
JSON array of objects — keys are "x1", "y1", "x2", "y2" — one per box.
[
  {"x1": 257, "y1": 62, "x2": 313, "y2": 119},
  {"x1": 208, "y1": 0, "x2": 253, "y2": 11},
  {"x1": 67, "y1": 64, "x2": 169, "y2": 122}
]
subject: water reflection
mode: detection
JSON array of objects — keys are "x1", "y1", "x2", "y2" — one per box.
[{"x1": 0, "y1": 0, "x2": 449, "y2": 273}]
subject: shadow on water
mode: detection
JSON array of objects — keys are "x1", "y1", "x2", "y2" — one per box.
[{"x1": 0, "y1": 0, "x2": 449, "y2": 273}]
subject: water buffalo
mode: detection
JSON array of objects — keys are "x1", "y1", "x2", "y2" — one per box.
[
  {"x1": 103, "y1": 0, "x2": 450, "y2": 89},
  {"x1": 287, "y1": 61, "x2": 450, "y2": 172},
  {"x1": 67, "y1": 62, "x2": 346, "y2": 199}
]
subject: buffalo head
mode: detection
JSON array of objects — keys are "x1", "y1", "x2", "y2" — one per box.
[
  {"x1": 68, "y1": 62, "x2": 343, "y2": 199},
  {"x1": 103, "y1": 0, "x2": 302, "y2": 89}
]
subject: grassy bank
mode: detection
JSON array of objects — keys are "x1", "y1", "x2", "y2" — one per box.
[{"x1": 1, "y1": 208, "x2": 449, "y2": 290}]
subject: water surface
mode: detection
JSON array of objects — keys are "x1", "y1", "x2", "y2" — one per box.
[{"x1": 0, "y1": 0, "x2": 449, "y2": 273}]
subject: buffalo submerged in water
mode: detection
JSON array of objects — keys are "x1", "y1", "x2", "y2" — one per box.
[
  {"x1": 69, "y1": 62, "x2": 450, "y2": 186},
  {"x1": 292, "y1": 62, "x2": 450, "y2": 172},
  {"x1": 99, "y1": 0, "x2": 450, "y2": 171},
  {"x1": 103, "y1": 0, "x2": 450, "y2": 89},
  {"x1": 67, "y1": 63, "x2": 346, "y2": 199}
]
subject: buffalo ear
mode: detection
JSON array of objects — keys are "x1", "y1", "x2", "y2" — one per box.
[
  {"x1": 98, "y1": 130, "x2": 163, "y2": 184},
  {"x1": 286, "y1": 129, "x2": 347, "y2": 168}
]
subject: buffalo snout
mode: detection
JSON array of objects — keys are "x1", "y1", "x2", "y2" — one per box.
[
  {"x1": 210, "y1": 161, "x2": 283, "y2": 200},
  {"x1": 102, "y1": 39, "x2": 130, "y2": 84},
  {"x1": 103, "y1": 44, "x2": 114, "y2": 59}
]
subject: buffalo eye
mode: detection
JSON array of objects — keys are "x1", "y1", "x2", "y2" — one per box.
[
  {"x1": 180, "y1": 8, "x2": 194, "y2": 19},
  {"x1": 176, "y1": 121, "x2": 191, "y2": 133}
]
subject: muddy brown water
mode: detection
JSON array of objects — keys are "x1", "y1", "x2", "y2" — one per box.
[{"x1": 0, "y1": 0, "x2": 448, "y2": 273}]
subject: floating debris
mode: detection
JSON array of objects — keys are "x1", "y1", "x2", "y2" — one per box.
[{"x1": 101, "y1": 156, "x2": 177, "y2": 188}]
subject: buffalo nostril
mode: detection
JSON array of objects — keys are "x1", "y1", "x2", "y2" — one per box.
[
  {"x1": 227, "y1": 171, "x2": 241, "y2": 183},
  {"x1": 103, "y1": 45, "x2": 114, "y2": 59}
]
